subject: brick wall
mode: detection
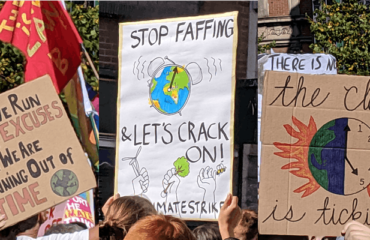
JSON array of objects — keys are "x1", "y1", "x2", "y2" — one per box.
[
  {"x1": 300, "y1": 0, "x2": 312, "y2": 17},
  {"x1": 199, "y1": 1, "x2": 250, "y2": 79},
  {"x1": 268, "y1": 0, "x2": 290, "y2": 17},
  {"x1": 100, "y1": 16, "x2": 120, "y2": 77}
]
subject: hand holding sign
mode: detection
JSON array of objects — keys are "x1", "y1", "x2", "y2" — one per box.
[
  {"x1": 218, "y1": 193, "x2": 241, "y2": 239},
  {"x1": 0, "y1": 215, "x2": 6, "y2": 230},
  {"x1": 102, "y1": 193, "x2": 120, "y2": 216},
  {"x1": 342, "y1": 221, "x2": 370, "y2": 240}
]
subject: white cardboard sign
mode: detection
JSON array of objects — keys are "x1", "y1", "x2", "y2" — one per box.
[{"x1": 116, "y1": 12, "x2": 238, "y2": 220}]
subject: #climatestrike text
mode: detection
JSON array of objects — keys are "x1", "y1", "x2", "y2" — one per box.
[{"x1": 153, "y1": 200, "x2": 225, "y2": 215}]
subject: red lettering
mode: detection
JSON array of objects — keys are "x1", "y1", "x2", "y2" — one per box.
[
  {"x1": 14, "y1": 187, "x2": 35, "y2": 212},
  {"x1": 49, "y1": 206, "x2": 55, "y2": 218},
  {"x1": 36, "y1": 107, "x2": 47, "y2": 125},
  {"x1": 21, "y1": 113, "x2": 33, "y2": 131},
  {"x1": 10, "y1": 117, "x2": 26, "y2": 137},
  {"x1": 0, "y1": 199, "x2": 7, "y2": 220},
  {"x1": 52, "y1": 218, "x2": 62, "y2": 224},
  {"x1": 0, "y1": 122, "x2": 14, "y2": 142},
  {"x1": 43, "y1": 105, "x2": 54, "y2": 121},
  {"x1": 5, "y1": 194, "x2": 19, "y2": 216},
  {"x1": 45, "y1": 224, "x2": 51, "y2": 233},
  {"x1": 30, "y1": 112, "x2": 41, "y2": 128},
  {"x1": 29, "y1": 182, "x2": 47, "y2": 205},
  {"x1": 51, "y1": 101, "x2": 63, "y2": 118}
]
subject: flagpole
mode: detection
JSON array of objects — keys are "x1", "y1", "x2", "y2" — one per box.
[
  {"x1": 61, "y1": 0, "x2": 99, "y2": 80},
  {"x1": 82, "y1": 45, "x2": 99, "y2": 80},
  {"x1": 61, "y1": 0, "x2": 99, "y2": 152}
]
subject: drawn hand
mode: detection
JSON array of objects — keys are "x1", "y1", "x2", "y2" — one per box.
[
  {"x1": 162, "y1": 168, "x2": 180, "y2": 197},
  {"x1": 342, "y1": 221, "x2": 370, "y2": 240},
  {"x1": 132, "y1": 168, "x2": 149, "y2": 195},
  {"x1": 197, "y1": 166, "x2": 216, "y2": 194}
]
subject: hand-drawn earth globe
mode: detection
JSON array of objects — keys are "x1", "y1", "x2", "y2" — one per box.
[
  {"x1": 50, "y1": 169, "x2": 79, "y2": 197},
  {"x1": 149, "y1": 65, "x2": 191, "y2": 115},
  {"x1": 308, "y1": 118, "x2": 370, "y2": 196}
]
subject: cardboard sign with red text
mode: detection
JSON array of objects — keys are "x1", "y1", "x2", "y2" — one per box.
[
  {"x1": 259, "y1": 71, "x2": 370, "y2": 236},
  {"x1": 0, "y1": 75, "x2": 96, "y2": 228},
  {"x1": 37, "y1": 202, "x2": 67, "y2": 237}
]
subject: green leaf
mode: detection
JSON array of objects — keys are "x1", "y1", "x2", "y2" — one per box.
[{"x1": 173, "y1": 157, "x2": 190, "y2": 178}]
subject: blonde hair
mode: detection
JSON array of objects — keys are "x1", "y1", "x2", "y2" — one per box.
[{"x1": 99, "y1": 196, "x2": 157, "y2": 240}]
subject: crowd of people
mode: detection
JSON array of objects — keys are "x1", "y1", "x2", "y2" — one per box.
[
  {"x1": 99, "y1": 193, "x2": 256, "y2": 240},
  {"x1": 0, "y1": 192, "x2": 369, "y2": 240}
]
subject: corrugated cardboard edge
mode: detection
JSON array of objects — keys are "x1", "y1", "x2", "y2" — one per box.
[
  {"x1": 1, "y1": 75, "x2": 96, "y2": 228},
  {"x1": 115, "y1": 11, "x2": 239, "y2": 222}
]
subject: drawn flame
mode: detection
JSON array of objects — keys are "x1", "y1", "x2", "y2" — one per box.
[
  {"x1": 274, "y1": 116, "x2": 370, "y2": 198},
  {"x1": 274, "y1": 116, "x2": 320, "y2": 197}
]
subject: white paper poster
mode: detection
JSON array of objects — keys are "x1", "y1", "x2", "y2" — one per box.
[
  {"x1": 116, "y1": 12, "x2": 238, "y2": 220},
  {"x1": 257, "y1": 53, "x2": 338, "y2": 182}
]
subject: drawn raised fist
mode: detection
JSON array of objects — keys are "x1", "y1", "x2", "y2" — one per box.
[
  {"x1": 161, "y1": 168, "x2": 180, "y2": 198},
  {"x1": 197, "y1": 166, "x2": 216, "y2": 194}
]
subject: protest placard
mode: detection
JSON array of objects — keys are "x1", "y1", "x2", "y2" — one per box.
[
  {"x1": 259, "y1": 71, "x2": 370, "y2": 236},
  {"x1": 116, "y1": 12, "x2": 238, "y2": 220},
  {"x1": 0, "y1": 75, "x2": 96, "y2": 228},
  {"x1": 37, "y1": 190, "x2": 95, "y2": 237},
  {"x1": 63, "y1": 195, "x2": 94, "y2": 228},
  {"x1": 257, "y1": 54, "x2": 337, "y2": 182},
  {"x1": 37, "y1": 202, "x2": 66, "y2": 236}
]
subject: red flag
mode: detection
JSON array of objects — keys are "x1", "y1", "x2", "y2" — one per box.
[{"x1": 0, "y1": 1, "x2": 83, "y2": 93}]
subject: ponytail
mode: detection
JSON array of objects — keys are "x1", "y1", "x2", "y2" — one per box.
[{"x1": 99, "y1": 223, "x2": 125, "y2": 240}]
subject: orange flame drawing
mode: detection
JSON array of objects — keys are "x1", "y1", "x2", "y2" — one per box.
[
  {"x1": 274, "y1": 116, "x2": 370, "y2": 198},
  {"x1": 274, "y1": 116, "x2": 320, "y2": 197}
]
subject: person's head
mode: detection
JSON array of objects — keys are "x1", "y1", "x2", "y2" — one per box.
[
  {"x1": 0, "y1": 211, "x2": 48, "y2": 240},
  {"x1": 193, "y1": 223, "x2": 222, "y2": 240},
  {"x1": 100, "y1": 195, "x2": 157, "y2": 240},
  {"x1": 44, "y1": 223, "x2": 87, "y2": 236},
  {"x1": 125, "y1": 214, "x2": 196, "y2": 240},
  {"x1": 234, "y1": 209, "x2": 258, "y2": 240}
]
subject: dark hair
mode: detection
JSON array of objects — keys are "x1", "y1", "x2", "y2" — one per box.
[
  {"x1": 44, "y1": 223, "x2": 87, "y2": 236},
  {"x1": 70, "y1": 222, "x2": 88, "y2": 230},
  {"x1": 99, "y1": 196, "x2": 157, "y2": 240},
  {"x1": 193, "y1": 223, "x2": 222, "y2": 240},
  {"x1": 99, "y1": 224, "x2": 124, "y2": 240},
  {"x1": 0, "y1": 215, "x2": 39, "y2": 240}
]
